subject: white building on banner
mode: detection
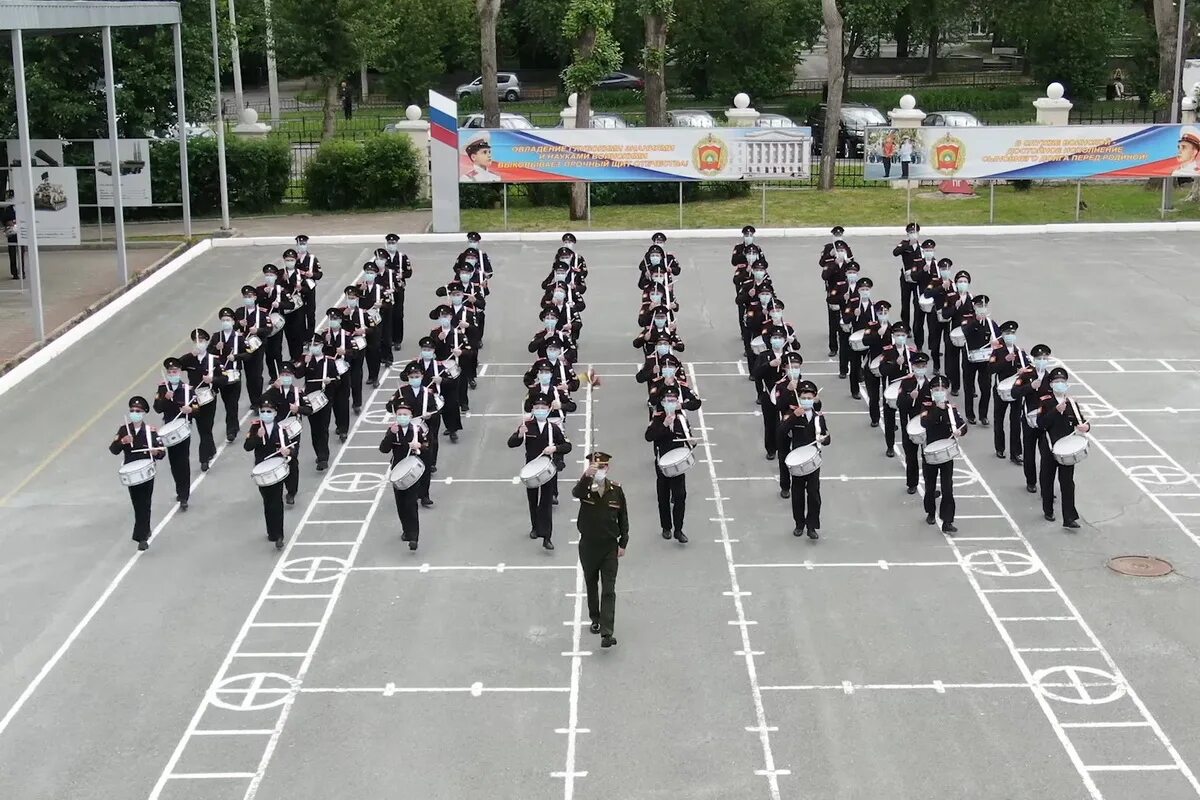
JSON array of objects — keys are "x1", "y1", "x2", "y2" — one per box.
[{"x1": 731, "y1": 129, "x2": 812, "y2": 179}]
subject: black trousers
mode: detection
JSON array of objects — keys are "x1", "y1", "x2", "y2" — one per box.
[
  {"x1": 393, "y1": 485, "x2": 420, "y2": 540},
  {"x1": 457, "y1": 355, "x2": 479, "y2": 409},
  {"x1": 244, "y1": 350, "x2": 265, "y2": 407},
  {"x1": 922, "y1": 459, "x2": 955, "y2": 523},
  {"x1": 925, "y1": 314, "x2": 944, "y2": 373},
  {"x1": 219, "y1": 381, "x2": 242, "y2": 439},
  {"x1": 264, "y1": 334, "x2": 284, "y2": 382},
  {"x1": 332, "y1": 377, "x2": 351, "y2": 435},
  {"x1": 883, "y1": 404, "x2": 898, "y2": 451},
  {"x1": 424, "y1": 415, "x2": 442, "y2": 469},
  {"x1": 899, "y1": 279, "x2": 918, "y2": 328},
  {"x1": 762, "y1": 402, "x2": 780, "y2": 457},
  {"x1": 864, "y1": 372, "x2": 882, "y2": 424},
  {"x1": 378, "y1": 307, "x2": 394, "y2": 363},
  {"x1": 416, "y1": 454, "x2": 433, "y2": 502},
  {"x1": 284, "y1": 443, "x2": 300, "y2": 499},
  {"x1": 258, "y1": 482, "x2": 286, "y2": 541},
  {"x1": 943, "y1": 340, "x2": 962, "y2": 392},
  {"x1": 839, "y1": 335, "x2": 863, "y2": 395},
  {"x1": 963, "y1": 361, "x2": 991, "y2": 420},
  {"x1": 365, "y1": 330, "x2": 382, "y2": 383},
  {"x1": 993, "y1": 391, "x2": 1022, "y2": 456},
  {"x1": 302, "y1": 288, "x2": 317, "y2": 335},
  {"x1": 8, "y1": 237, "x2": 23, "y2": 279},
  {"x1": 740, "y1": 323, "x2": 756, "y2": 377},
  {"x1": 526, "y1": 475, "x2": 556, "y2": 540},
  {"x1": 654, "y1": 466, "x2": 687, "y2": 533},
  {"x1": 308, "y1": 405, "x2": 332, "y2": 464},
  {"x1": 128, "y1": 479, "x2": 154, "y2": 542},
  {"x1": 826, "y1": 307, "x2": 840, "y2": 354},
  {"x1": 391, "y1": 290, "x2": 405, "y2": 348},
  {"x1": 1040, "y1": 453, "x2": 1078, "y2": 523},
  {"x1": 902, "y1": 428, "x2": 921, "y2": 489},
  {"x1": 441, "y1": 384, "x2": 463, "y2": 433},
  {"x1": 789, "y1": 468, "x2": 822, "y2": 530},
  {"x1": 1022, "y1": 416, "x2": 1046, "y2": 488},
  {"x1": 349, "y1": 355, "x2": 366, "y2": 408},
  {"x1": 166, "y1": 439, "x2": 191, "y2": 503},
  {"x1": 193, "y1": 401, "x2": 218, "y2": 464},
  {"x1": 580, "y1": 544, "x2": 619, "y2": 636},
  {"x1": 284, "y1": 313, "x2": 307, "y2": 362}
]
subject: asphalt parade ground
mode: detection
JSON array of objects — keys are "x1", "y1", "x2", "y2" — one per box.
[{"x1": 1, "y1": 232, "x2": 1199, "y2": 800}]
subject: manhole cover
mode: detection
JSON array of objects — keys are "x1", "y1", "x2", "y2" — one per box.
[{"x1": 1107, "y1": 556, "x2": 1173, "y2": 577}]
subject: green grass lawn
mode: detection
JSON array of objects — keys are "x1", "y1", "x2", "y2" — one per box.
[{"x1": 461, "y1": 183, "x2": 1200, "y2": 231}]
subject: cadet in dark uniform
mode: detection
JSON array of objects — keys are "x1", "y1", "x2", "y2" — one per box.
[
  {"x1": 390, "y1": 362, "x2": 443, "y2": 501},
  {"x1": 645, "y1": 386, "x2": 695, "y2": 544},
  {"x1": 384, "y1": 233, "x2": 412, "y2": 350},
  {"x1": 263, "y1": 363, "x2": 307, "y2": 506},
  {"x1": 987, "y1": 320, "x2": 1028, "y2": 461},
  {"x1": 153, "y1": 358, "x2": 196, "y2": 511},
  {"x1": 961, "y1": 294, "x2": 999, "y2": 425},
  {"x1": 777, "y1": 381, "x2": 830, "y2": 539},
  {"x1": 508, "y1": 396, "x2": 573, "y2": 550},
  {"x1": 109, "y1": 396, "x2": 166, "y2": 550},
  {"x1": 920, "y1": 375, "x2": 968, "y2": 534},
  {"x1": 244, "y1": 398, "x2": 293, "y2": 550},
  {"x1": 893, "y1": 222, "x2": 923, "y2": 329},
  {"x1": 298, "y1": 335, "x2": 337, "y2": 471},
  {"x1": 1038, "y1": 367, "x2": 1089, "y2": 529},
  {"x1": 573, "y1": 451, "x2": 629, "y2": 649},
  {"x1": 891, "y1": 351, "x2": 933, "y2": 491},
  {"x1": 1011, "y1": 344, "x2": 1055, "y2": 493},
  {"x1": 380, "y1": 401, "x2": 430, "y2": 549},
  {"x1": 179, "y1": 328, "x2": 222, "y2": 471},
  {"x1": 235, "y1": 284, "x2": 272, "y2": 407},
  {"x1": 294, "y1": 234, "x2": 323, "y2": 335}
]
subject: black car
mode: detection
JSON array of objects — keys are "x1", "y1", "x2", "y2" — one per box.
[{"x1": 806, "y1": 102, "x2": 888, "y2": 158}]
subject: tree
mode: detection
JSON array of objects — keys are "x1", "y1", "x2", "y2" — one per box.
[
  {"x1": 838, "y1": 0, "x2": 896, "y2": 89},
  {"x1": 562, "y1": 0, "x2": 623, "y2": 219},
  {"x1": 477, "y1": 0, "x2": 503, "y2": 128},
  {"x1": 820, "y1": 0, "x2": 845, "y2": 191},
  {"x1": 639, "y1": 0, "x2": 672, "y2": 126},
  {"x1": 1147, "y1": 0, "x2": 1198, "y2": 104}
]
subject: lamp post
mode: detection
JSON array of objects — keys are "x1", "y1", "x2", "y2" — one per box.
[
  {"x1": 1163, "y1": 0, "x2": 1188, "y2": 213},
  {"x1": 209, "y1": 0, "x2": 232, "y2": 230}
]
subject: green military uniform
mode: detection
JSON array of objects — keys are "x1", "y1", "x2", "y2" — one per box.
[{"x1": 573, "y1": 471, "x2": 629, "y2": 640}]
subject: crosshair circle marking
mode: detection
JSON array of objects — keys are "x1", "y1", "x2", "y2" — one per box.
[
  {"x1": 209, "y1": 673, "x2": 296, "y2": 711},
  {"x1": 278, "y1": 556, "x2": 347, "y2": 584},
  {"x1": 1032, "y1": 666, "x2": 1125, "y2": 705},
  {"x1": 963, "y1": 550, "x2": 1040, "y2": 577},
  {"x1": 1126, "y1": 464, "x2": 1189, "y2": 486},
  {"x1": 325, "y1": 472, "x2": 387, "y2": 492}
]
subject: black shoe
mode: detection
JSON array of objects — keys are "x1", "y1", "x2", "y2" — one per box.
[
  {"x1": 226, "y1": 433, "x2": 237, "y2": 443},
  {"x1": 1044, "y1": 513, "x2": 1056, "y2": 522},
  {"x1": 392, "y1": 343, "x2": 402, "y2": 351},
  {"x1": 942, "y1": 523, "x2": 958, "y2": 535},
  {"x1": 766, "y1": 451, "x2": 776, "y2": 461},
  {"x1": 429, "y1": 466, "x2": 438, "y2": 474},
  {"x1": 1026, "y1": 484, "x2": 1037, "y2": 494},
  {"x1": 886, "y1": 448, "x2": 895, "y2": 458},
  {"x1": 137, "y1": 540, "x2": 149, "y2": 551},
  {"x1": 996, "y1": 451, "x2": 1006, "y2": 459},
  {"x1": 400, "y1": 532, "x2": 410, "y2": 542},
  {"x1": 951, "y1": 389, "x2": 960, "y2": 397},
  {"x1": 807, "y1": 527, "x2": 819, "y2": 540},
  {"x1": 275, "y1": 537, "x2": 285, "y2": 550},
  {"x1": 851, "y1": 392, "x2": 862, "y2": 400},
  {"x1": 979, "y1": 418, "x2": 989, "y2": 427},
  {"x1": 179, "y1": 501, "x2": 189, "y2": 512},
  {"x1": 781, "y1": 489, "x2": 791, "y2": 499},
  {"x1": 870, "y1": 420, "x2": 879, "y2": 428},
  {"x1": 793, "y1": 527, "x2": 803, "y2": 537},
  {"x1": 409, "y1": 540, "x2": 419, "y2": 550},
  {"x1": 839, "y1": 372, "x2": 847, "y2": 379},
  {"x1": 1063, "y1": 520, "x2": 1081, "y2": 530},
  {"x1": 469, "y1": 379, "x2": 478, "y2": 390},
  {"x1": 353, "y1": 406, "x2": 362, "y2": 414},
  {"x1": 601, "y1": 635, "x2": 617, "y2": 648},
  {"x1": 552, "y1": 496, "x2": 559, "y2": 506},
  {"x1": 661, "y1": 528, "x2": 672, "y2": 540},
  {"x1": 907, "y1": 486, "x2": 917, "y2": 495},
  {"x1": 338, "y1": 432, "x2": 348, "y2": 443},
  {"x1": 543, "y1": 540, "x2": 555, "y2": 550},
  {"x1": 934, "y1": 490, "x2": 942, "y2": 499},
  {"x1": 674, "y1": 531, "x2": 688, "y2": 544},
  {"x1": 530, "y1": 529, "x2": 540, "y2": 539},
  {"x1": 449, "y1": 432, "x2": 459, "y2": 443},
  {"x1": 967, "y1": 416, "x2": 977, "y2": 425},
  {"x1": 590, "y1": 621, "x2": 601, "y2": 634},
  {"x1": 1011, "y1": 455, "x2": 1024, "y2": 465},
  {"x1": 926, "y1": 514, "x2": 936, "y2": 525},
  {"x1": 285, "y1": 495, "x2": 295, "y2": 506},
  {"x1": 421, "y1": 497, "x2": 434, "y2": 508},
  {"x1": 200, "y1": 461, "x2": 209, "y2": 472},
  {"x1": 828, "y1": 350, "x2": 837, "y2": 358},
  {"x1": 317, "y1": 461, "x2": 328, "y2": 471},
  {"x1": 368, "y1": 380, "x2": 379, "y2": 388}
]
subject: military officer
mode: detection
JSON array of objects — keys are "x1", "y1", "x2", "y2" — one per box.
[{"x1": 573, "y1": 451, "x2": 629, "y2": 649}]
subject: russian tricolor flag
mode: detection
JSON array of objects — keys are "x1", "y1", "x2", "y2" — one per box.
[{"x1": 429, "y1": 92, "x2": 458, "y2": 150}]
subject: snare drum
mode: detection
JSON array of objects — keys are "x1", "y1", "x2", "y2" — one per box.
[
  {"x1": 251, "y1": 456, "x2": 290, "y2": 487},
  {"x1": 280, "y1": 417, "x2": 303, "y2": 441},
  {"x1": 749, "y1": 336, "x2": 766, "y2": 355},
  {"x1": 1052, "y1": 434, "x2": 1090, "y2": 465},
  {"x1": 306, "y1": 390, "x2": 328, "y2": 412},
  {"x1": 923, "y1": 438, "x2": 961, "y2": 465},
  {"x1": 269, "y1": 312, "x2": 286, "y2": 336},
  {"x1": 949, "y1": 327, "x2": 966, "y2": 348},
  {"x1": 918, "y1": 295, "x2": 934, "y2": 313},
  {"x1": 849, "y1": 330, "x2": 868, "y2": 352},
  {"x1": 443, "y1": 360, "x2": 461, "y2": 379},
  {"x1": 519, "y1": 455, "x2": 558, "y2": 488},
  {"x1": 118, "y1": 458, "x2": 156, "y2": 486},
  {"x1": 906, "y1": 415, "x2": 927, "y2": 445},
  {"x1": 868, "y1": 355, "x2": 883, "y2": 377},
  {"x1": 997, "y1": 375, "x2": 1017, "y2": 403},
  {"x1": 967, "y1": 346, "x2": 991, "y2": 364},
  {"x1": 657, "y1": 447, "x2": 696, "y2": 477},
  {"x1": 367, "y1": 308, "x2": 382, "y2": 326},
  {"x1": 158, "y1": 417, "x2": 191, "y2": 447},
  {"x1": 351, "y1": 334, "x2": 368, "y2": 351},
  {"x1": 244, "y1": 334, "x2": 263, "y2": 354},
  {"x1": 784, "y1": 444, "x2": 822, "y2": 476},
  {"x1": 1025, "y1": 408, "x2": 1040, "y2": 427},
  {"x1": 194, "y1": 385, "x2": 215, "y2": 406},
  {"x1": 224, "y1": 368, "x2": 241, "y2": 383},
  {"x1": 827, "y1": 302, "x2": 842, "y2": 311},
  {"x1": 389, "y1": 455, "x2": 426, "y2": 490},
  {"x1": 334, "y1": 359, "x2": 350, "y2": 376},
  {"x1": 883, "y1": 383, "x2": 901, "y2": 409}
]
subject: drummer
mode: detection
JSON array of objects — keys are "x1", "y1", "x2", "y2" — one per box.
[
  {"x1": 244, "y1": 398, "x2": 293, "y2": 550},
  {"x1": 294, "y1": 234, "x2": 323, "y2": 336},
  {"x1": 920, "y1": 257, "x2": 954, "y2": 374},
  {"x1": 527, "y1": 365, "x2": 578, "y2": 425},
  {"x1": 256, "y1": 265, "x2": 289, "y2": 381},
  {"x1": 893, "y1": 352, "x2": 934, "y2": 493},
  {"x1": 634, "y1": 307, "x2": 686, "y2": 357},
  {"x1": 424, "y1": 311, "x2": 465, "y2": 443},
  {"x1": 840, "y1": 272, "x2": 877, "y2": 400},
  {"x1": 943, "y1": 269, "x2": 974, "y2": 396},
  {"x1": 341, "y1": 284, "x2": 376, "y2": 411},
  {"x1": 406, "y1": 336, "x2": 461, "y2": 446},
  {"x1": 961, "y1": 294, "x2": 1000, "y2": 425},
  {"x1": 235, "y1": 284, "x2": 271, "y2": 409},
  {"x1": 859, "y1": 299, "x2": 896, "y2": 428},
  {"x1": 321, "y1": 307, "x2": 353, "y2": 442},
  {"x1": 1012, "y1": 344, "x2": 1055, "y2": 493},
  {"x1": 530, "y1": 309, "x2": 579, "y2": 364},
  {"x1": 298, "y1": 335, "x2": 336, "y2": 471},
  {"x1": 153, "y1": 357, "x2": 196, "y2": 512},
  {"x1": 731, "y1": 224, "x2": 759, "y2": 266},
  {"x1": 892, "y1": 223, "x2": 923, "y2": 330},
  {"x1": 647, "y1": 355, "x2": 700, "y2": 419},
  {"x1": 820, "y1": 249, "x2": 850, "y2": 358},
  {"x1": 525, "y1": 342, "x2": 580, "y2": 394},
  {"x1": 739, "y1": 275, "x2": 776, "y2": 379},
  {"x1": 635, "y1": 333, "x2": 677, "y2": 387},
  {"x1": 1038, "y1": 368, "x2": 1088, "y2": 529},
  {"x1": 383, "y1": 233, "x2": 412, "y2": 351},
  {"x1": 180, "y1": 327, "x2": 221, "y2": 472},
  {"x1": 355, "y1": 260, "x2": 388, "y2": 387},
  {"x1": 637, "y1": 283, "x2": 678, "y2": 329},
  {"x1": 380, "y1": 400, "x2": 430, "y2": 550},
  {"x1": 753, "y1": 333, "x2": 798, "y2": 451},
  {"x1": 109, "y1": 396, "x2": 166, "y2": 551},
  {"x1": 263, "y1": 363, "x2": 307, "y2": 507},
  {"x1": 508, "y1": 396, "x2": 573, "y2": 550},
  {"x1": 388, "y1": 364, "x2": 443, "y2": 503},
  {"x1": 759, "y1": 299, "x2": 801, "y2": 353},
  {"x1": 987, "y1": 320, "x2": 1028, "y2": 462},
  {"x1": 872, "y1": 320, "x2": 914, "y2": 458},
  {"x1": 778, "y1": 380, "x2": 830, "y2": 539},
  {"x1": 369, "y1": 249, "x2": 396, "y2": 368},
  {"x1": 561, "y1": 232, "x2": 587, "y2": 275},
  {"x1": 907, "y1": 237, "x2": 939, "y2": 350},
  {"x1": 919, "y1": 375, "x2": 968, "y2": 534},
  {"x1": 279, "y1": 251, "x2": 308, "y2": 361},
  {"x1": 645, "y1": 386, "x2": 694, "y2": 545},
  {"x1": 211, "y1": 307, "x2": 247, "y2": 442}
]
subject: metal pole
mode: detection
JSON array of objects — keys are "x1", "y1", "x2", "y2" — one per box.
[
  {"x1": 102, "y1": 26, "x2": 129, "y2": 285},
  {"x1": 173, "y1": 23, "x2": 192, "y2": 238},
  {"x1": 227, "y1": 0, "x2": 245, "y2": 113},
  {"x1": 263, "y1": 0, "x2": 281, "y2": 126},
  {"x1": 209, "y1": 0, "x2": 232, "y2": 230},
  {"x1": 678, "y1": 182, "x2": 683, "y2": 229},
  {"x1": 97, "y1": 206, "x2": 103, "y2": 242},
  {"x1": 12, "y1": 29, "x2": 45, "y2": 343},
  {"x1": 1163, "y1": 0, "x2": 1188, "y2": 213},
  {"x1": 1074, "y1": 181, "x2": 1082, "y2": 222},
  {"x1": 905, "y1": 181, "x2": 912, "y2": 224},
  {"x1": 761, "y1": 183, "x2": 766, "y2": 226},
  {"x1": 502, "y1": 183, "x2": 508, "y2": 231},
  {"x1": 989, "y1": 180, "x2": 995, "y2": 224},
  {"x1": 586, "y1": 184, "x2": 591, "y2": 228}
]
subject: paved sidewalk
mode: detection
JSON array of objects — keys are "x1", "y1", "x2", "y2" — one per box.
[{"x1": 79, "y1": 209, "x2": 432, "y2": 241}]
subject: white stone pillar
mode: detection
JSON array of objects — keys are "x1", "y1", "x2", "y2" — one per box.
[
  {"x1": 1182, "y1": 94, "x2": 1197, "y2": 126},
  {"x1": 1033, "y1": 82, "x2": 1073, "y2": 126},
  {"x1": 393, "y1": 105, "x2": 432, "y2": 200},
  {"x1": 560, "y1": 93, "x2": 593, "y2": 129},
  {"x1": 725, "y1": 93, "x2": 760, "y2": 127},
  {"x1": 887, "y1": 94, "x2": 926, "y2": 190},
  {"x1": 231, "y1": 106, "x2": 271, "y2": 138}
]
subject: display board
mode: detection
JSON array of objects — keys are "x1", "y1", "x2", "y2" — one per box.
[
  {"x1": 9, "y1": 165, "x2": 81, "y2": 246},
  {"x1": 92, "y1": 139, "x2": 153, "y2": 206}
]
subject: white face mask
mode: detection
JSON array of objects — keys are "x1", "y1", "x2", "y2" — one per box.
[
  {"x1": 893, "y1": 335, "x2": 907, "y2": 346},
  {"x1": 662, "y1": 366, "x2": 677, "y2": 378},
  {"x1": 538, "y1": 373, "x2": 552, "y2": 385},
  {"x1": 396, "y1": 414, "x2": 412, "y2": 426},
  {"x1": 420, "y1": 349, "x2": 434, "y2": 360},
  {"x1": 743, "y1": 235, "x2": 753, "y2": 245},
  {"x1": 1003, "y1": 334, "x2": 1017, "y2": 345},
  {"x1": 835, "y1": 251, "x2": 847, "y2": 263},
  {"x1": 1034, "y1": 357, "x2": 1050, "y2": 371},
  {"x1": 787, "y1": 367, "x2": 802, "y2": 379},
  {"x1": 1052, "y1": 381, "x2": 1069, "y2": 394},
  {"x1": 547, "y1": 350, "x2": 561, "y2": 361},
  {"x1": 593, "y1": 468, "x2": 607, "y2": 483},
  {"x1": 975, "y1": 307, "x2": 988, "y2": 318},
  {"x1": 374, "y1": 257, "x2": 386, "y2": 268},
  {"x1": 387, "y1": 244, "x2": 398, "y2": 253},
  {"x1": 655, "y1": 344, "x2": 670, "y2": 356},
  {"x1": 770, "y1": 311, "x2": 784, "y2": 323},
  {"x1": 931, "y1": 390, "x2": 948, "y2": 403},
  {"x1": 649, "y1": 254, "x2": 662, "y2": 266},
  {"x1": 193, "y1": 342, "x2": 207, "y2": 355},
  {"x1": 309, "y1": 344, "x2": 323, "y2": 356},
  {"x1": 439, "y1": 317, "x2": 452, "y2": 329}
]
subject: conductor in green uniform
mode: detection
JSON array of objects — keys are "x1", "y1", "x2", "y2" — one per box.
[{"x1": 573, "y1": 451, "x2": 629, "y2": 649}]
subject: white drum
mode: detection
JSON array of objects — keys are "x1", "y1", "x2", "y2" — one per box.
[
  {"x1": 159, "y1": 417, "x2": 191, "y2": 447},
  {"x1": 785, "y1": 444, "x2": 822, "y2": 476},
  {"x1": 749, "y1": 336, "x2": 766, "y2": 355},
  {"x1": 280, "y1": 416, "x2": 303, "y2": 441},
  {"x1": 839, "y1": 321, "x2": 852, "y2": 333},
  {"x1": 657, "y1": 447, "x2": 696, "y2": 477},
  {"x1": 1025, "y1": 407, "x2": 1040, "y2": 427},
  {"x1": 967, "y1": 346, "x2": 991, "y2": 364},
  {"x1": 883, "y1": 382, "x2": 901, "y2": 410},
  {"x1": 224, "y1": 368, "x2": 241, "y2": 383},
  {"x1": 827, "y1": 302, "x2": 841, "y2": 311},
  {"x1": 334, "y1": 358, "x2": 350, "y2": 375},
  {"x1": 949, "y1": 326, "x2": 966, "y2": 348},
  {"x1": 923, "y1": 438, "x2": 961, "y2": 465},
  {"x1": 285, "y1": 292, "x2": 303, "y2": 313},
  {"x1": 849, "y1": 330, "x2": 868, "y2": 352},
  {"x1": 918, "y1": 295, "x2": 934, "y2": 313},
  {"x1": 367, "y1": 308, "x2": 382, "y2": 326},
  {"x1": 389, "y1": 454, "x2": 426, "y2": 490},
  {"x1": 997, "y1": 375, "x2": 1018, "y2": 403},
  {"x1": 244, "y1": 334, "x2": 263, "y2": 353},
  {"x1": 118, "y1": 458, "x2": 156, "y2": 486},
  {"x1": 306, "y1": 389, "x2": 328, "y2": 412},
  {"x1": 351, "y1": 334, "x2": 368, "y2": 351},
  {"x1": 1052, "y1": 434, "x2": 1090, "y2": 466},
  {"x1": 269, "y1": 312, "x2": 286, "y2": 336},
  {"x1": 194, "y1": 385, "x2": 216, "y2": 406},
  {"x1": 519, "y1": 455, "x2": 558, "y2": 488},
  {"x1": 251, "y1": 456, "x2": 290, "y2": 487},
  {"x1": 443, "y1": 359, "x2": 461, "y2": 379},
  {"x1": 868, "y1": 355, "x2": 883, "y2": 377},
  {"x1": 906, "y1": 415, "x2": 927, "y2": 445}
]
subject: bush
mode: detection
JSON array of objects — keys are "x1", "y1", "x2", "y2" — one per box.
[
  {"x1": 459, "y1": 183, "x2": 504, "y2": 209},
  {"x1": 147, "y1": 135, "x2": 290, "y2": 217},
  {"x1": 304, "y1": 135, "x2": 423, "y2": 210},
  {"x1": 846, "y1": 87, "x2": 1026, "y2": 115}
]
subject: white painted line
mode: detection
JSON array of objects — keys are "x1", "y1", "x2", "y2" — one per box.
[
  {"x1": 1085, "y1": 765, "x2": 1181, "y2": 772},
  {"x1": 955, "y1": 515, "x2": 1004, "y2": 519},
  {"x1": 248, "y1": 622, "x2": 320, "y2": 628},
  {"x1": 982, "y1": 589, "x2": 1057, "y2": 594},
  {"x1": 954, "y1": 536, "x2": 1021, "y2": 541},
  {"x1": 1108, "y1": 360, "x2": 1125, "y2": 372},
  {"x1": 1016, "y1": 647, "x2": 1100, "y2": 653},
  {"x1": 734, "y1": 561, "x2": 961, "y2": 569},
  {"x1": 290, "y1": 541, "x2": 358, "y2": 546},
  {"x1": 192, "y1": 729, "x2": 276, "y2": 736},
  {"x1": 350, "y1": 564, "x2": 577, "y2": 572},
  {"x1": 1061, "y1": 722, "x2": 1154, "y2": 729},
  {"x1": 166, "y1": 772, "x2": 255, "y2": 780},
  {"x1": 1159, "y1": 359, "x2": 1178, "y2": 372},
  {"x1": 299, "y1": 686, "x2": 571, "y2": 694},
  {"x1": 996, "y1": 617, "x2": 1077, "y2": 622},
  {"x1": 232, "y1": 653, "x2": 307, "y2": 658}
]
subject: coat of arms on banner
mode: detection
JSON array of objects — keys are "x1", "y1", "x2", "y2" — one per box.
[
  {"x1": 693, "y1": 134, "x2": 729, "y2": 174},
  {"x1": 933, "y1": 133, "x2": 966, "y2": 176}
]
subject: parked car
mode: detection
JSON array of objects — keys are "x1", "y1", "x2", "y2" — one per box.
[
  {"x1": 922, "y1": 111, "x2": 982, "y2": 127},
  {"x1": 455, "y1": 73, "x2": 522, "y2": 102},
  {"x1": 755, "y1": 113, "x2": 798, "y2": 128},
  {"x1": 460, "y1": 112, "x2": 535, "y2": 130},
  {"x1": 595, "y1": 72, "x2": 644, "y2": 91},
  {"x1": 668, "y1": 109, "x2": 716, "y2": 128},
  {"x1": 806, "y1": 102, "x2": 888, "y2": 157},
  {"x1": 555, "y1": 113, "x2": 629, "y2": 129}
]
